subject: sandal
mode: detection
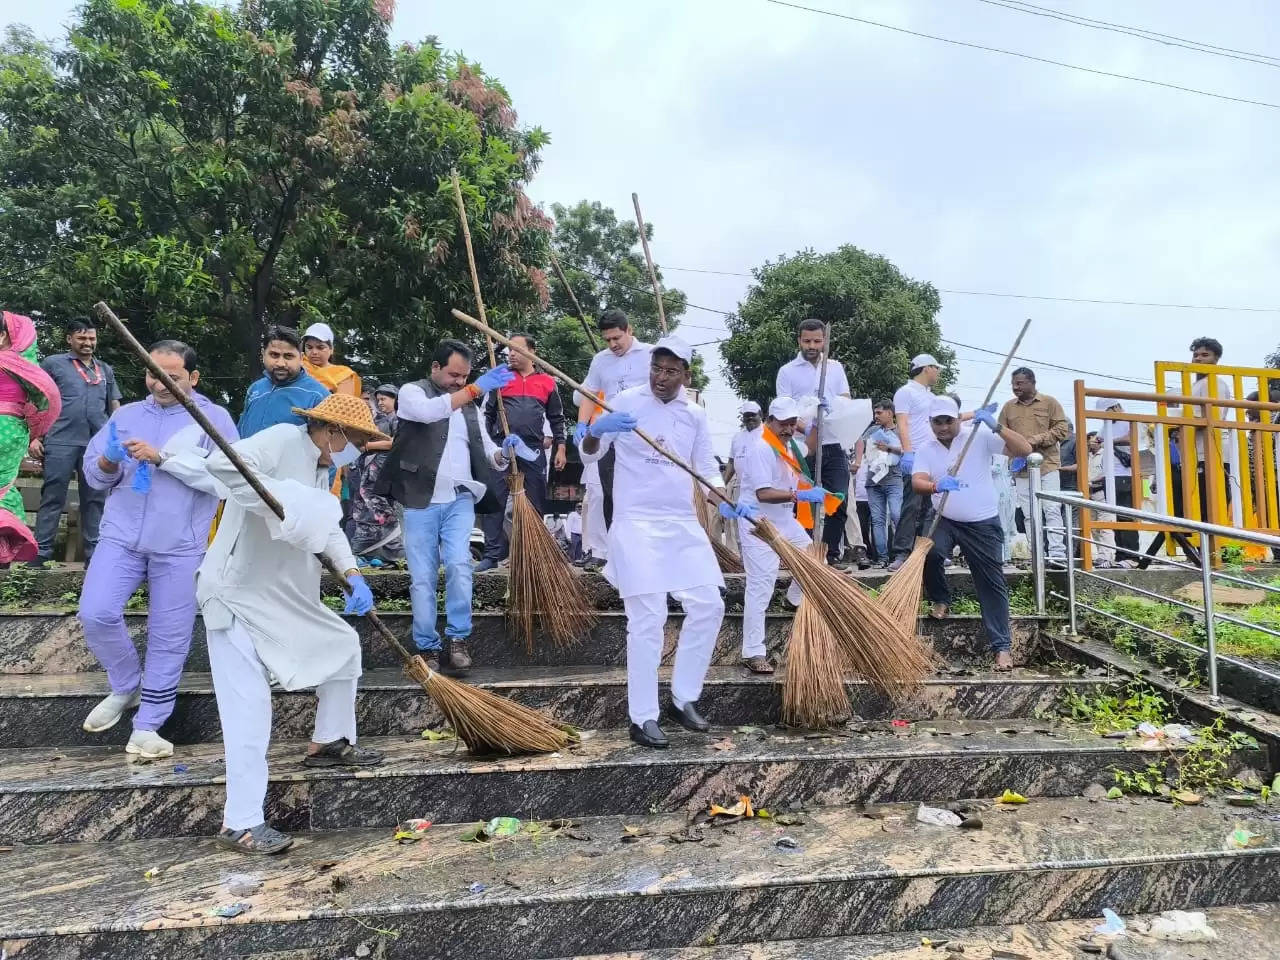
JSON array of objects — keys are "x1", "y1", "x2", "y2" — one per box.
[
  {"x1": 302, "y1": 737, "x2": 385, "y2": 768},
  {"x1": 216, "y1": 822, "x2": 294, "y2": 855},
  {"x1": 741, "y1": 655, "x2": 775, "y2": 675}
]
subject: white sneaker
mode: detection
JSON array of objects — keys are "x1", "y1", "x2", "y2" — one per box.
[
  {"x1": 126, "y1": 729, "x2": 173, "y2": 759},
  {"x1": 82, "y1": 690, "x2": 141, "y2": 733}
]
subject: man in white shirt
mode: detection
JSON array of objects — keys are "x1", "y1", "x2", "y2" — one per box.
[
  {"x1": 737, "y1": 397, "x2": 822, "y2": 674},
  {"x1": 889, "y1": 353, "x2": 943, "y2": 571},
  {"x1": 573, "y1": 310, "x2": 654, "y2": 558},
  {"x1": 564, "y1": 506, "x2": 583, "y2": 562},
  {"x1": 1189, "y1": 336, "x2": 1234, "y2": 525},
  {"x1": 720, "y1": 400, "x2": 763, "y2": 555},
  {"x1": 378, "y1": 340, "x2": 524, "y2": 675},
  {"x1": 913, "y1": 396, "x2": 1032, "y2": 671},
  {"x1": 580, "y1": 335, "x2": 735, "y2": 749},
  {"x1": 775, "y1": 319, "x2": 852, "y2": 565}
]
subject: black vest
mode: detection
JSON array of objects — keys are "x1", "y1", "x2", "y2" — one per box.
[{"x1": 376, "y1": 379, "x2": 503, "y2": 513}]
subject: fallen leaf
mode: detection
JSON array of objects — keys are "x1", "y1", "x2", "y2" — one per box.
[
  {"x1": 483, "y1": 817, "x2": 522, "y2": 838},
  {"x1": 1227, "y1": 827, "x2": 1265, "y2": 849},
  {"x1": 143, "y1": 867, "x2": 163, "y2": 881},
  {"x1": 996, "y1": 790, "x2": 1029, "y2": 805},
  {"x1": 421, "y1": 728, "x2": 456, "y2": 742},
  {"x1": 710, "y1": 738, "x2": 736, "y2": 752},
  {"x1": 393, "y1": 818, "x2": 433, "y2": 843},
  {"x1": 709, "y1": 795, "x2": 754, "y2": 818},
  {"x1": 1171, "y1": 790, "x2": 1202, "y2": 805},
  {"x1": 756, "y1": 809, "x2": 772, "y2": 819},
  {"x1": 1106, "y1": 787, "x2": 1124, "y2": 799}
]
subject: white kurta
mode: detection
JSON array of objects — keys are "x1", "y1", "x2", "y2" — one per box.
[
  {"x1": 580, "y1": 385, "x2": 724, "y2": 599},
  {"x1": 196, "y1": 424, "x2": 361, "y2": 691}
]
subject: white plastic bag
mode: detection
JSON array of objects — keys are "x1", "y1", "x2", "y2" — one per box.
[{"x1": 1146, "y1": 910, "x2": 1217, "y2": 943}]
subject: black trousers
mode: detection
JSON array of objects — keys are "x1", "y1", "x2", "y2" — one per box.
[
  {"x1": 480, "y1": 452, "x2": 548, "y2": 562},
  {"x1": 599, "y1": 446, "x2": 617, "y2": 530},
  {"x1": 924, "y1": 516, "x2": 1012, "y2": 653},
  {"x1": 1112, "y1": 476, "x2": 1140, "y2": 558},
  {"x1": 806, "y1": 443, "x2": 850, "y2": 563},
  {"x1": 891, "y1": 473, "x2": 933, "y2": 560}
]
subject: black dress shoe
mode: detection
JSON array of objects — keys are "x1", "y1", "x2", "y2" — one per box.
[
  {"x1": 629, "y1": 720, "x2": 669, "y2": 749},
  {"x1": 665, "y1": 700, "x2": 710, "y2": 733}
]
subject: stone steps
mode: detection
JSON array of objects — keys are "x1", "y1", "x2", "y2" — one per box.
[
  {"x1": 1, "y1": 720, "x2": 1254, "y2": 844},
  {"x1": 2, "y1": 798, "x2": 1276, "y2": 960},
  {"x1": 0, "y1": 665, "x2": 1109, "y2": 748},
  {"x1": 0, "y1": 610, "x2": 1053, "y2": 673}
]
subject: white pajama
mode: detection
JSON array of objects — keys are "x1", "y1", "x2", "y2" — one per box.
[
  {"x1": 1014, "y1": 470, "x2": 1067, "y2": 560},
  {"x1": 208, "y1": 618, "x2": 359, "y2": 831},
  {"x1": 623, "y1": 584, "x2": 725, "y2": 725},
  {"x1": 739, "y1": 516, "x2": 806, "y2": 658},
  {"x1": 582, "y1": 478, "x2": 609, "y2": 560}
]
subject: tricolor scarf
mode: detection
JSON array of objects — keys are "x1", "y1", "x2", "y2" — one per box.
[{"x1": 761, "y1": 425, "x2": 845, "y2": 530}]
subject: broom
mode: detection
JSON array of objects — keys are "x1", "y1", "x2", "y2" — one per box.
[
  {"x1": 876, "y1": 320, "x2": 1033, "y2": 632},
  {"x1": 91, "y1": 302, "x2": 569, "y2": 756},
  {"x1": 451, "y1": 174, "x2": 597, "y2": 652},
  {"x1": 451, "y1": 308, "x2": 934, "y2": 698}
]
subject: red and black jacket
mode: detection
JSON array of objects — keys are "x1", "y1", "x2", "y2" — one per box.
[{"x1": 484, "y1": 372, "x2": 565, "y2": 454}]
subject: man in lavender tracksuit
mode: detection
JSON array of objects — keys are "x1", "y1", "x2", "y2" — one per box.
[{"x1": 78, "y1": 340, "x2": 238, "y2": 759}]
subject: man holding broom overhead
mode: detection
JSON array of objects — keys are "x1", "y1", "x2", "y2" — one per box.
[
  {"x1": 580, "y1": 335, "x2": 743, "y2": 749},
  {"x1": 912, "y1": 396, "x2": 1032, "y2": 671}
]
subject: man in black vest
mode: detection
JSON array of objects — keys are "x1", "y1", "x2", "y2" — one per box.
[{"x1": 377, "y1": 340, "x2": 518, "y2": 675}]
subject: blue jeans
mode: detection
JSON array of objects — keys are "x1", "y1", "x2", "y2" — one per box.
[
  {"x1": 866, "y1": 476, "x2": 903, "y2": 560},
  {"x1": 402, "y1": 493, "x2": 476, "y2": 652}
]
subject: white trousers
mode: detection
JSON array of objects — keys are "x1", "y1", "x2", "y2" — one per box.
[
  {"x1": 1014, "y1": 471, "x2": 1067, "y2": 559},
  {"x1": 622, "y1": 584, "x2": 725, "y2": 725},
  {"x1": 739, "y1": 516, "x2": 807, "y2": 658},
  {"x1": 582, "y1": 480, "x2": 609, "y2": 560},
  {"x1": 207, "y1": 618, "x2": 360, "y2": 831}
]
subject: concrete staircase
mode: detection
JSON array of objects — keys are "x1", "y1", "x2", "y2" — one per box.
[{"x1": 0, "y1": 567, "x2": 1276, "y2": 959}]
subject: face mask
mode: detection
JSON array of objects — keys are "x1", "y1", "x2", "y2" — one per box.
[{"x1": 332, "y1": 441, "x2": 360, "y2": 468}]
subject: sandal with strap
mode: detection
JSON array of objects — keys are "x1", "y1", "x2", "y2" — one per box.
[
  {"x1": 302, "y1": 737, "x2": 385, "y2": 768},
  {"x1": 216, "y1": 822, "x2": 294, "y2": 855}
]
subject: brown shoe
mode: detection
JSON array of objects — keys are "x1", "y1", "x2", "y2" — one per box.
[
  {"x1": 445, "y1": 639, "x2": 472, "y2": 675},
  {"x1": 742, "y1": 655, "x2": 775, "y2": 675},
  {"x1": 929, "y1": 602, "x2": 950, "y2": 620}
]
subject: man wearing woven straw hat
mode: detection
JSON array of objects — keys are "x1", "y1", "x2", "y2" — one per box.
[{"x1": 196, "y1": 393, "x2": 389, "y2": 855}]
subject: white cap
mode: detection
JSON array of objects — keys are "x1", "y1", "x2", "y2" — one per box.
[
  {"x1": 1094, "y1": 397, "x2": 1122, "y2": 411},
  {"x1": 738, "y1": 400, "x2": 761, "y2": 415},
  {"x1": 768, "y1": 396, "x2": 800, "y2": 420},
  {"x1": 929, "y1": 395, "x2": 961, "y2": 419},
  {"x1": 911, "y1": 353, "x2": 941, "y2": 370},
  {"x1": 303, "y1": 322, "x2": 335, "y2": 344},
  {"x1": 653, "y1": 334, "x2": 693, "y2": 364}
]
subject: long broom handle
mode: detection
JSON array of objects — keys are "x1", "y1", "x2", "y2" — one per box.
[
  {"x1": 925, "y1": 318, "x2": 1032, "y2": 538},
  {"x1": 90, "y1": 302, "x2": 420, "y2": 666},
  {"x1": 631, "y1": 192, "x2": 668, "y2": 335},
  {"x1": 811, "y1": 322, "x2": 832, "y2": 545},
  {"x1": 450, "y1": 172, "x2": 516, "y2": 477},
  {"x1": 548, "y1": 251, "x2": 601, "y2": 352}
]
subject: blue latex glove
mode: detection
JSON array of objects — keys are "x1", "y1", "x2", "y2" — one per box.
[
  {"x1": 502, "y1": 434, "x2": 539, "y2": 462},
  {"x1": 588, "y1": 411, "x2": 638, "y2": 437},
  {"x1": 573, "y1": 422, "x2": 589, "y2": 446},
  {"x1": 104, "y1": 421, "x2": 129, "y2": 464},
  {"x1": 1008, "y1": 456, "x2": 1027, "y2": 474},
  {"x1": 718, "y1": 500, "x2": 756, "y2": 520},
  {"x1": 973, "y1": 403, "x2": 1000, "y2": 432},
  {"x1": 899, "y1": 451, "x2": 915, "y2": 474},
  {"x1": 795, "y1": 486, "x2": 827, "y2": 504},
  {"x1": 474, "y1": 364, "x2": 514, "y2": 393},
  {"x1": 344, "y1": 573, "x2": 374, "y2": 616},
  {"x1": 935, "y1": 475, "x2": 962, "y2": 493},
  {"x1": 131, "y1": 461, "x2": 152, "y2": 494}
]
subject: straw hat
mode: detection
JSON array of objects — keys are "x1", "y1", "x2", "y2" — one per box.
[{"x1": 292, "y1": 394, "x2": 390, "y2": 442}]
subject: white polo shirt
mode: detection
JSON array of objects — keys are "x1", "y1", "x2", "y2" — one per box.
[
  {"x1": 729, "y1": 425, "x2": 762, "y2": 466},
  {"x1": 892, "y1": 379, "x2": 936, "y2": 452},
  {"x1": 577, "y1": 339, "x2": 654, "y2": 406},
  {"x1": 737, "y1": 430, "x2": 801, "y2": 525},
  {"x1": 775, "y1": 354, "x2": 850, "y2": 445},
  {"x1": 1191, "y1": 374, "x2": 1233, "y2": 463},
  {"x1": 914, "y1": 425, "x2": 1007, "y2": 523}
]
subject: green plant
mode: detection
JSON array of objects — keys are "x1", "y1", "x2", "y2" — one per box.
[
  {"x1": 0, "y1": 566, "x2": 35, "y2": 606},
  {"x1": 1059, "y1": 680, "x2": 1169, "y2": 734},
  {"x1": 1112, "y1": 717, "x2": 1258, "y2": 798},
  {"x1": 125, "y1": 589, "x2": 148, "y2": 611}
]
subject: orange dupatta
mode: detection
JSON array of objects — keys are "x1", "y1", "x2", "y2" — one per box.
[{"x1": 760, "y1": 426, "x2": 844, "y2": 530}]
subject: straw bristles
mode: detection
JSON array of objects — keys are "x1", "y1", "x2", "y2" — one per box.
[
  {"x1": 405, "y1": 655, "x2": 572, "y2": 754},
  {"x1": 691, "y1": 486, "x2": 745, "y2": 573},
  {"x1": 506, "y1": 471, "x2": 597, "y2": 653},
  {"x1": 782, "y1": 542, "x2": 851, "y2": 728},
  {"x1": 752, "y1": 518, "x2": 933, "y2": 698},
  {"x1": 876, "y1": 536, "x2": 932, "y2": 630}
]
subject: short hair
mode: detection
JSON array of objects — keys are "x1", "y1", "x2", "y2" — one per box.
[
  {"x1": 508, "y1": 331, "x2": 537, "y2": 352},
  {"x1": 947, "y1": 392, "x2": 962, "y2": 408},
  {"x1": 598, "y1": 309, "x2": 629, "y2": 333},
  {"x1": 1011, "y1": 366, "x2": 1035, "y2": 382},
  {"x1": 262, "y1": 325, "x2": 301, "y2": 350},
  {"x1": 798, "y1": 318, "x2": 825, "y2": 336},
  {"x1": 874, "y1": 399, "x2": 895, "y2": 413},
  {"x1": 1189, "y1": 337, "x2": 1223, "y2": 360},
  {"x1": 433, "y1": 338, "x2": 472, "y2": 368},
  {"x1": 65, "y1": 318, "x2": 94, "y2": 336},
  {"x1": 149, "y1": 339, "x2": 198, "y2": 372},
  {"x1": 1086, "y1": 431, "x2": 1099, "y2": 440}
]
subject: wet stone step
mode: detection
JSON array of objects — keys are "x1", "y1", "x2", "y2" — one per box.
[
  {"x1": 2, "y1": 798, "x2": 1277, "y2": 959},
  {"x1": 0, "y1": 610, "x2": 1053, "y2": 674},
  {"x1": 0, "y1": 720, "x2": 1255, "y2": 844},
  {"x1": 0, "y1": 665, "x2": 1112, "y2": 748}
]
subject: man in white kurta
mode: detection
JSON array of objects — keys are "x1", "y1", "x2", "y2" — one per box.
[
  {"x1": 717, "y1": 401, "x2": 762, "y2": 554},
  {"x1": 737, "y1": 397, "x2": 827, "y2": 674},
  {"x1": 197, "y1": 396, "x2": 385, "y2": 855},
  {"x1": 580, "y1": 336, "x2": 730, "y2": 750}
]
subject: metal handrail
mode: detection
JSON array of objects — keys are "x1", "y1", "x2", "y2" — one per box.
[{"x1": 1037, "y1": 489, "x2": 1280, "y2": 549}]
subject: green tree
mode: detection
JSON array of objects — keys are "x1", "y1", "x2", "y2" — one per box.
[
  {"x1": 720, "y1": 246, "x2": 954, "y2": 408},
  {"x1": 1266, "y1": 345, "x2": 1280, "y2": 369},
  {"x1": 0, "y1": 1, "x2": 550, "y2": 405}
]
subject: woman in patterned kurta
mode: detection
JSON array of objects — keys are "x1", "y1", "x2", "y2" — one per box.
[{"x1": 0, "y1": 311, "x2": 61, "y2": 564}]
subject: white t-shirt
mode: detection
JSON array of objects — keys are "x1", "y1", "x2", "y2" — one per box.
[
  {"x1": 775, "y1": 355, "x2": 850, "y2": 445},
  {"x1": 892, "y1": 379, "x2": 936, "y2": 452},
  {"x1": 577, "y1": 340, "x2": 654, "y2": 406},
  {"x1": 729, "y1": 426, "x2": 762, "y2": 465},
  {"x1": 914, "y1": 425, "x2": 1007, "y2": 523},
  {"x1": 738, "y1": 431, "x2": 801, "y2": 525},
  {"x1": 1191, "y1": 375, "x2": 1233, "y2": 462},
  {"x1": 564, "y1": 511, "x2": 582, "y2": 536}
]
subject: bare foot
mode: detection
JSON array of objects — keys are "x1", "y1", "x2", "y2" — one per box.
[
  {"x1": 994, "y1": 651, "x2": 1014, "y2": 672},
  {"x1": 929, "y1": 602, "x2": 949, "y2": 620}
]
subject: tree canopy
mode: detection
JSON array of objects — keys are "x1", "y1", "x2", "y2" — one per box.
[
  {"x1": 0, "y1": 0, "x2": 551, "y2": 404},
  {"x1": 719, "y1": 246, "x2": 954, "y2": 409}
]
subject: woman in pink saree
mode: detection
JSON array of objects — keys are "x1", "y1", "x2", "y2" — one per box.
[{"x1": 0, "y1": 312, "x2": 60, "y2": 564}]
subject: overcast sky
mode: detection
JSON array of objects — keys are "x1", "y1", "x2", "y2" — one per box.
[{"x1": 5, "y1": 0, "x2": 1277, "y2": 453}]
